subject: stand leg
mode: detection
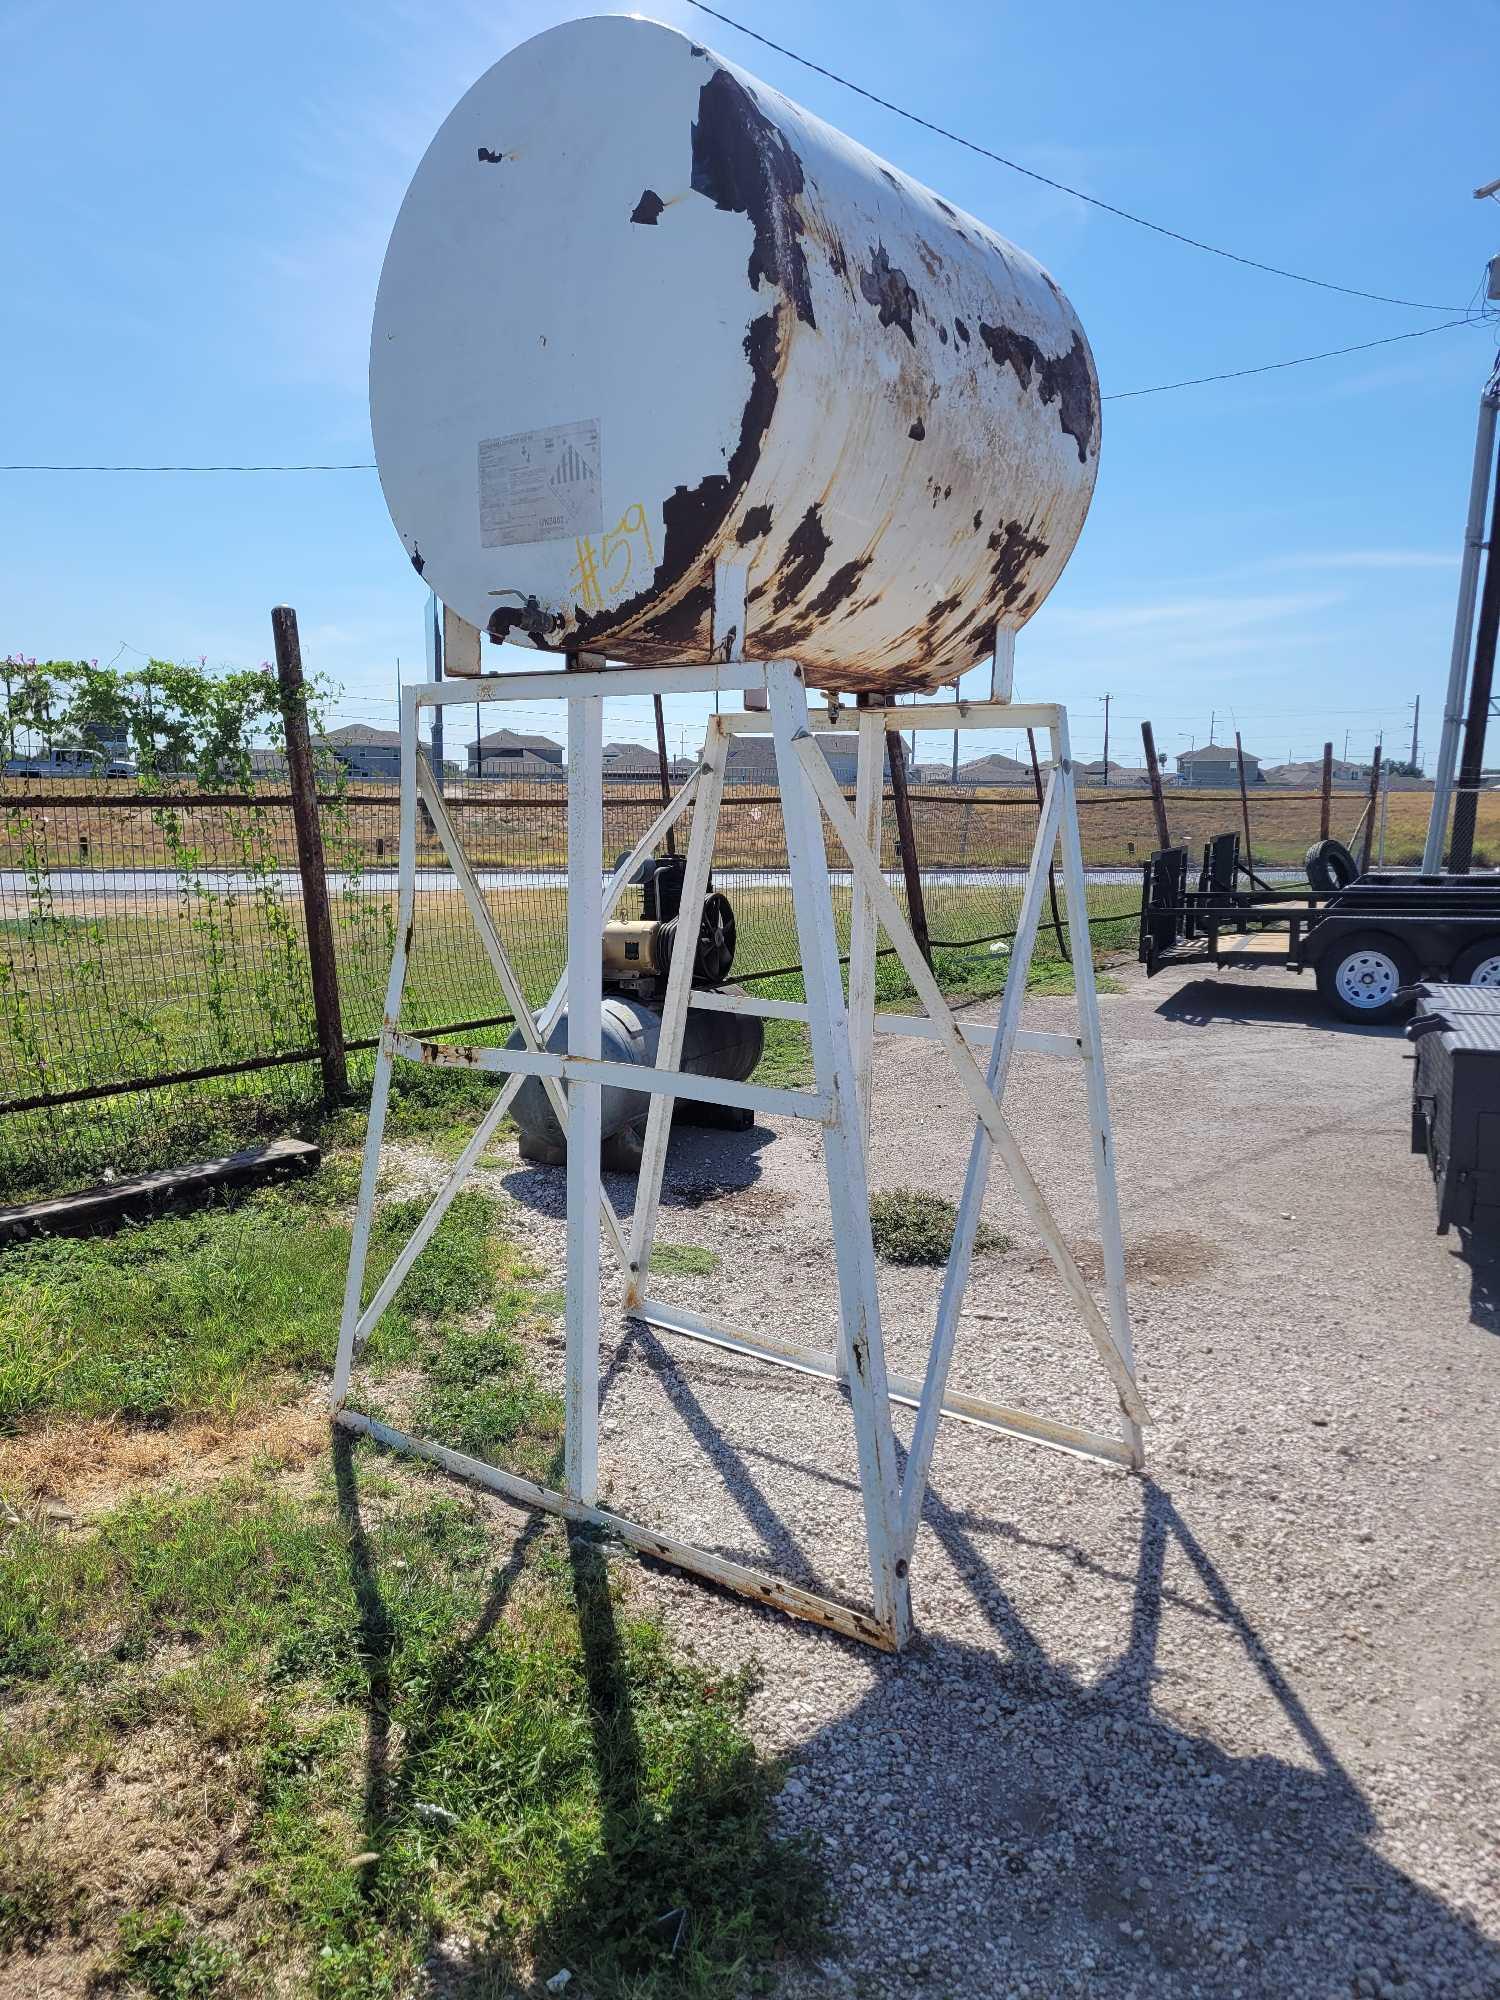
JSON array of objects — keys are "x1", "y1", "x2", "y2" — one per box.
[
  {"x1": 332, "y1": 685, "x2": 417, "y2": 1407},
  {"x1": 626, "y1": 719, "x2": 729, "y2": 1303},
  {"x1": 848, "y1": 708, "x2": 884, "y2": 1148},
  {"x1": 565, "y1": 695, "x2": 604, "y2": 1504},
  {"x1": 1052, "y1": 713, "x2": 1144, "y2": 1469},
  {"x1": 769, "y1": 667, "x2": 910, "y2": 1646},
  {"x1": 839, "y1": 707, "x2": 885, "y2": 1381},
  {"x1": 898, "y1": 768, "x2": 1064, "y2": 1546}
]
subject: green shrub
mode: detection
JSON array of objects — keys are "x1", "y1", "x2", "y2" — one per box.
[{"x1": 868, "y1": 1188, "x2": 1008, "y2": 1265}]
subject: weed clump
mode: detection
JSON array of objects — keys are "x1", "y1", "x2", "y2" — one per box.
[{"x1": 868, "y1": 1188, "x2": 1008, "y2": 1266}]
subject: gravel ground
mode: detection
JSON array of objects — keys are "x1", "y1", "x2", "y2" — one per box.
[{"x1": 400, "y1": 962, "x2": 1500, "y2": 1998}]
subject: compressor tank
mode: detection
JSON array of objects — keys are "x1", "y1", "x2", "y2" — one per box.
[{"x1": 370, "y1": 14, "x2": 1099, "y2": 696}]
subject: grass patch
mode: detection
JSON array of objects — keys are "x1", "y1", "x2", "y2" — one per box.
[
  {"x1": 116, "y1": 1906, "x2": 236, "y2": 1997},
  {"x1": 0, "y1": 1177, "x2": 513, "y2": 1435},
  {"x1": 648, "y1": 1244, "x2": 721, "y2": 1278},
  {"x1": 0, "y1": 1467, "x2": 825, "y2": 1996},
  {"x1": 868, "y1": 1187, "x2": 1010, "y2": 1266}
]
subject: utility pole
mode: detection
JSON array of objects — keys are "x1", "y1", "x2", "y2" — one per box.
[
  {"x1": 1426, "y1": 355, "x2": 1500, "y2": 865},
  {"x1": 1409, "y1": 694, "x2": 1420, "y2": 774},
  {"x1": 1423, "y1": 190, "x2": 1500, "y2": 872},
  {"x1": 1099, "y1": 692, "x2": 1112, "y2": 785},
  {"x1": 951, "y1": 677, "x2": 961, "y2": 784},
  {"x1": 1449, "y1": 438, "x2": 1500, "y2": 872}
]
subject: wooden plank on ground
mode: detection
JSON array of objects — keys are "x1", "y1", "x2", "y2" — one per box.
[{"x1": 0, "y1": 1138, "x2": 320, "y2": 1245}]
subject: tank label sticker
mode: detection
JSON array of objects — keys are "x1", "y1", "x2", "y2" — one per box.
[{"x1": 478, "y1": 420, "x2": 602, "y2": 546}]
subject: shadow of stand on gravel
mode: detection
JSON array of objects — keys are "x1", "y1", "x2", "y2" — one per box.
[{"x1": 755, "y1": 1463, "x2": 1500, "y2": 1997}]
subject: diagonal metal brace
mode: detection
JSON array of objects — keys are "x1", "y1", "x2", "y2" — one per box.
[{"x1": 790, "y1": 731, "x2": 1150, "y2": 1431}]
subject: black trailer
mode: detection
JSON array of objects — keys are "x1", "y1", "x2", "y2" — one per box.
[
  {"x1": 1408, "y1": 983, "x2": 1500, "y2": 1233},
  {"x1": 1139, "y1": 832, "x2": 1500, "y2": 1023}
]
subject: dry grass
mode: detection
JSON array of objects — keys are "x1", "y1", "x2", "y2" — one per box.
[{"x1": 0, "y1": 1401, "x2": 326, "y2": 1521}]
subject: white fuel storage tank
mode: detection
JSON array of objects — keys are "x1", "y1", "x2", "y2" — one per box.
[{"x1": 370, "y1": 14, "x2": 1100, "y2": 697}]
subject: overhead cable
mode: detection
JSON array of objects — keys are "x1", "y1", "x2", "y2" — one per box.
[{"x1": 680, "y1": 0, "x2": 1466, "y2": 313}]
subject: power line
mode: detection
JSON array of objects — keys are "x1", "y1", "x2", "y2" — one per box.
[
  {"x1": 3, "y1": 313, "x2": 1484, "y2": 474},
  {"x1": 0, "y1": 318, "x2": 1489, "y2": 483},
  {"x1": 1103, "y1": 315, "x2": 1488, "y2": 399},
  {"x1": 681, "y1": 0, "x2": 1466, "y2": 313},
  {"x1": 0, "y1": 461, "x2": 377, "y2": 473}
]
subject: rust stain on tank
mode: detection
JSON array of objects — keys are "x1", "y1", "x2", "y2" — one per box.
[
  {"x1": 978, "y1": 323, "x2": 1096, "y2": 464},
  {"x1": 804, "y1": 556, "x2": 872, "y2": 620},
  {"x1": 766, "y1": 504, "x2": 831, "y2": 612},
  {"x1": 858, "y1": 245, "x2": 920, "y2": 345}
]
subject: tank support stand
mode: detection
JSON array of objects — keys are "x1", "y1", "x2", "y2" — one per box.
[{"x1": 332, "y1": 658, "x2": 1148, "y2": 1652}]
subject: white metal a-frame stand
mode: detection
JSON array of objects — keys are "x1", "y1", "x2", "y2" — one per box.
[{"x1": 331, "y1": 656, "x2": 1149, "y2": 1652}]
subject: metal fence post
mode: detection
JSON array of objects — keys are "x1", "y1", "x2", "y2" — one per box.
[
  {"x1": 1359, "y1": 744, "x2": 1383, "y2": 876},
  {"x1": 272, "y1": 605, "x2": 348, "y2": 1102},
  {"x1": 886, "y1": 726, "x2": 932, "y2": 969},
  {"x1": 1141, "y1": 720, "x2": 1171, "y2": 852}
]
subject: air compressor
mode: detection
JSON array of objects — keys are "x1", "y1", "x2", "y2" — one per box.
[{"x1": 510, "y1": 858, "x2": 762, "y2": 1171}]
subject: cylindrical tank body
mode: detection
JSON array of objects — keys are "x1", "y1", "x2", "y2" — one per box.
[
  {"x1": 509, "y1": 993, "x2": 764, "y2": 1164},
  {"x1": 370, "y1": 15, "x2": 1099, "y2": 697}
]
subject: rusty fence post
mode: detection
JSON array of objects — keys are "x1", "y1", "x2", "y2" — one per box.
[
  {"x1": 273, "y1": 605, "x2": 348, "y2": 1102},
  {"x1": 1234, "y1": 730, "x2": 1255, "y2": 871},
  {"x1": 1320, "y1": 742, "x2": 1333, "y2": 843},
  {"x1": 1027, "y1": 726, "x2": 1069, "y2": 961},
  {"x1": 886, "y1": 726, "x2": 932, "y2": 970},
  {"x1": 653, "y1": 692, "x2": 676, "y2": 856},
  {"x1": 1141, "y1": 719, "x2": 1171, "y2": 851},
  {"x1": 1359, "y1": 743, "x2": 1382, "y2": 876}
]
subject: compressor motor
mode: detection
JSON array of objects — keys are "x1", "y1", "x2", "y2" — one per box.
[
  {"x1": 510, "y1": 856, "x2": 763, "y2": 1172},
  {"x1": 600, "y1": 854, "x2": 737, "y2": 995}
]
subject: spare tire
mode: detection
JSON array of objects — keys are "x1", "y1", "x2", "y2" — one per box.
[{"x1": 1306, "y1": 838, "x2": 1359, "y2": 892}]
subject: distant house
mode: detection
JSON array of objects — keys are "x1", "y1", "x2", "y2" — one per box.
[
  {"x1": 469, "y1": 728, "x2": 564, "y2": 779},
  {"x1": 1175, "y1": 743, "x2": 1262, "y2": 789},
  {"x1": 314, "y1": 723, "x2": 403, "y2": 780},
  {"x1": 1080, "y1": 759, "x2": 1152, "y2": 789},
  {"x1": 1262, "y1": 758, "x2": 1366, "y2": 789},
  {"x1": 249, "y1": 746, "x2": 289, "y2": 781},
  {"x1": 956, "y1": 753, "x2": 1033, "y2": 786},
  {"x1": 724, "y1": 733, "x2": 862, "y2": 785},
  {"x1": 601, "y1": 741, "x2": 664, "y2": 780}
]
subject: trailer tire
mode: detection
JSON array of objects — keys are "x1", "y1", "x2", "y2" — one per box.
[
  {"x1": 1316, "y1": 932, "x2": 1416, "y2": 1024},
  {"x1": 1452, "y1": 936, "x2": 1500, "y2": 988},
  {"x1": 1305, "y1": 838, "x2": 1359, "y2": 892}
]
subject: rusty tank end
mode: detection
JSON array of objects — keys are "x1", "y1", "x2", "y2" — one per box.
[{"x1": 370, "y1": 14, "x2": 1099, "y2": 697}]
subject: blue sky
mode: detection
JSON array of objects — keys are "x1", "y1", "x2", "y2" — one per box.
[{"x1": 3, "y1": 0, "x2": 1497, "y2": 771}]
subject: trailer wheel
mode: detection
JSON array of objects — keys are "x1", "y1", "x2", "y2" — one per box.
[
  {"x1": 1305, "y1": 838, "x2": 1359, "y2": 892},
  {"x1": 1452, "y1": 937, "x2": 1500, "y2": 987},
  {"x1": 1316, "y1": 932, "x2": 1416, "y2": 1023}
]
